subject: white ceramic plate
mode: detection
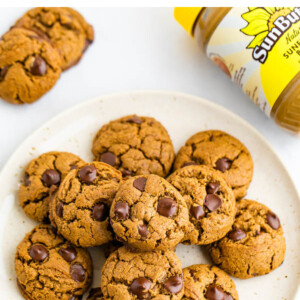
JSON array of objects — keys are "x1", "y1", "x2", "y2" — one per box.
[{"x1": 0, "y1": 91, "x2": 299, "y2": 300}]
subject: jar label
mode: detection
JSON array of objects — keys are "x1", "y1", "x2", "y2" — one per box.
[{"x1": 206, "y1": 7, "x2": 300, "y2": 116}]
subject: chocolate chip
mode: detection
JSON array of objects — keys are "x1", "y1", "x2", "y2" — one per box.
[
  {"x1": 138, "y1": 224, "x2": 150, "y2": 238},
  {"x1": 206, "y1": 182, "x2": 220, "y2": 194},
  {"x1": 0, "y1": 66, "x2": 8, "y2": 80},
  {"x1": 24, "y1": 173, "x2": 31, "y2": 186},
  {"x1": 205, "y1": 285, "x2": 227, "y2": 300},
  {"x1": 182, "y1": 161, "x2": 197, "y2": 167},
  {"x1": 266, "y1": 211, "x2": 280, "y2": 230},
  {"x1": 58, "y1": 246, "x2": 77, "y2": 262},
  {"x1": 50, "y1": 224, "x2": 57, "y2": 234},
  {"x1": 114, "y1": 201, "x2": 129, "y2": 219},
  {"x1": 190, "y1": 205, "x2": 205, "y2": 219},
  {"x1": 70, "y1": 264, "x2": 86, "y2": 282},
  {"x1": 42, "y1": 169, "x2": 61, "y2": 187},
  {"x1": 29, "y1": 244, "x2": 48, "y2": 262},
  {"x1": 204, "y1": 194, "x2": 222, "y2": 212},
  {"x1": 130, "y1": 277, "x2": 151, "y2": 297},
  {"x1": 57, "y1": 202, "x2": 64, "y2": 217},
  {"x1": 133, "y1": 177, "x2": 147, "y2": 192},
  {"x1": 100, "y1": 152, "x2": 116, "y2": 166},
  {"x1": 215, "y1": 158, "x2": 232, "y2": 172},
  {"x1": 79, "y1": 165, "x2": 97, "y2": 184},
  {"x1": 30, "y1": 57, "x2": 47, "y2": 76},
  {"x1": 157, "y1": 197, "x2": 178, "y2": 217},
  {"x1": 164, "y1": 275, "x2": 183, "y2": 294},
  {"x1": 126, "y1": 116, "x2": 143, "y2": 124},
  {"x1": 70, "y1": 164, "x2": 78, "y2": 170},
  {"x1": 92, "y1": 203, "x2": 108, "y2": 221},
  {"x1": 228, "y1": 228, "x2": 246, "y2": 241},
  {"x1": 121, "y1": 169, "x2": 133, "y2": 177}
]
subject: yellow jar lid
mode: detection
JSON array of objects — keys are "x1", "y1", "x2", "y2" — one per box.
[{"x1": 174, "y1": 7, "x2": 203, "y2": 36}]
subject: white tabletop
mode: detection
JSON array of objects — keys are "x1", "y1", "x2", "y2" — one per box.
[{"x1": 0, "y1": 7, "x2": 299, "y2": 192}]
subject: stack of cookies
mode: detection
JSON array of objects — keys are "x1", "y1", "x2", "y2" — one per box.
[
  {"x1": 15, "y1": 114, "x2": 286, "y2": 300},
  {"x1": 0, "y1": 7, "x2": 94, "y2": 104}
]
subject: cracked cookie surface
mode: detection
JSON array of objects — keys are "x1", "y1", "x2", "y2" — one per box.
[
  {"x1": 207, "y1": 199, "x2": 286, "y2": 279},
  {"x1": 0, "y1": 28, "x2": 61, "y2": 104},
  {"x1": 110, "y1": 174, "x2": 189, "y2": 252},
  {"x1": 167, "y1": 165, "x2": 236, "y2": 245},
  {"x1": 101, "y1": 246, "x2": 184, "y2": 300},
  {"x1": 15, "y1": 7, "x2": 94, "y2": 70},
  {"x1": 15, "y1": 224, "x2": 92, "y2": 300},
  {"x1": 173, "y1": 130, "x2": 253, "y2": 199},
  {"x1": 50, "y1": 162, "x2": 122, "y2": 247},
  {"x1": 19, "y1": 151, "x2": 84, "y2": 223},
  {"x1": 92, "y1": 115, "x2": 175, "y2": 178},
  {"x1": 183, "y1": 264, "x2": 238, "y2": 300}
]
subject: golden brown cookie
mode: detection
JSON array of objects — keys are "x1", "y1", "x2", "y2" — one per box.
[
  {"x1": 19, "y1": 151, "x2": 84, "y2": 223},
  {"x1": 0, "y1": 28, "x2": 62, "y2": 104},
  {"x1": 101, "y1": 246, "x2": 184, "y2": 299},
  {"x1": 173, "y1": 130, "x2": 253, "y2": 199},
  {"x1": 15, "y1": 224, "x2": 92, "y2": 300},
  {"x1": 207, "y1": 199, "x2": 286, "y2": 279},
  {"x1": 92, "y1": 115, "x2": 175, "y2": 178},
  {"x1": 14, "y1": 7, "x2": 94, "y2": 70},
  {"x1": 110, "y1": 174, "x2": 189, "y2": 252},
  {"x1": 50, "y1": 162, "x2": 122, "y2": 247},
  {"x1": 167, "y1": 165, "x2": 236, "y2": 245},
  {"x1": 183, "y1": 264, "x2": 238, "y2": 300}
]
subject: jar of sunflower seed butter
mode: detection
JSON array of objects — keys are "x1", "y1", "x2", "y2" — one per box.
[{"x1": 174, "y1": 7, "x2": 300, "y2": 134}]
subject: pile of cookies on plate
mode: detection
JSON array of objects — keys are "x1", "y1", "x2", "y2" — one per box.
[
  {"x1": 15, "y1": 114, "x2": 286, "y2": 300},
  {"x1": 0, "y1": 7, "x2": 93, "y2": 104}
]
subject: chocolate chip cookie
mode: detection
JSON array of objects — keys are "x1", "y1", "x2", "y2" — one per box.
[
  {"x1": 173, "y1": 130, "x2": 253, "y2": 199},
  {"x1": 101, "y1": 246, "x2": 184, "y2": 299},
  {"x1": 183, "y1": 264, "x2": 238, "y2": 300},
  {"x1": 15, "y1": 224, "x2": 92, "y2": 300},
  {"x1": 92, "y1": 115, "x2": 175, "y2": 178},
  {"x1": 0, "y1": 28, "x2": 62, "y2": 104},
  {"x1": 19, "y1": 151, "x2": 84, "y2": 223},
  {"x1": 207, "y1": 199, "x2": 286, "y2": 279},
  {"x1": 50, "y1": 162, "x2": 122, "y2": 247},
  {"x1": 167, "y1": 165, "x2": 236, "y2": 245},
  {"x1": 110, "y1": 174, "x2": 189, "y2": 251},
  {"x1": 15, "y1": 7, "x2": 94, "y2": 70}
]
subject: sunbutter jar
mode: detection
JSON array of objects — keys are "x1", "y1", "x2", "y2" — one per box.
[{"x1": 175, "y1": 7, "x2": 300, "y2": 134}]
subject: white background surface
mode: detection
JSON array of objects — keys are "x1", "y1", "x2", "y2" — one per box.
[{"x1": 0, "y1": 7, "x2": 299, "y2": 192}]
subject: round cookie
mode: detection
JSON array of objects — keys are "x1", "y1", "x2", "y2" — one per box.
[
  {"x1": 207, "y1": 199, "x2": 286, "y2": 279},
  {"x1": 183, "y1": 264, "x2": 239, "y2": 300},
  {"x1": 167, "y1": 165, "x2": 236, "y2": 245},
  {"x1": 92, "y1": 115, "x2": 175, "y2": 178},
  {"x1": 19, "y1": 151, "x2": 84, "y2": 223},
  {"x1": 15, "y1": 7, "x2": 94, "y2": 70},
  {"x1": 101, "y1": 246, "x2": 184, "y2": 299},
  {"x1": 173, "y1": 130, "x2": 253, "y2": 199},
  {"x1": 0, "y1": 28, "x2": 61, "y2": 104},
  {"x1": 110, "y1": 174, "x2": 189, "y2": 251},
  {"x1": 50, "y1": 162, "x2": 122, "y2": 247},
  {"x1": 15, "y1": 224, "x2": 92, "y2": 300}
]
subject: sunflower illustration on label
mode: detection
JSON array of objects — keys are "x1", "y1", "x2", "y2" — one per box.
[{"x1": 206, "y1": 7, "x2": 300, "y2": 116}]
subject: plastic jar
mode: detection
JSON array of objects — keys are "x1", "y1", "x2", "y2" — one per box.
[{"x1": 175, "y1": 7, "x2": 300, "y2": 134}]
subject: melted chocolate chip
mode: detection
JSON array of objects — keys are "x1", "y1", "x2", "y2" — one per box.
[
  {"x1": 190, "y1": 205, "x2": 205, "y2": 219},
  {"x1": 100, "y1": 152, "x2": 116, "y2": 166},
  {"x1": 204, "y1": 194, "x2": 222, "y2": 212},
  {"x1": 133, "y1": 177, "x2": 147, "y2": 192},
  {"x1": 70, "y1": 264, "x2": 86, "y2": 282},
  {"x1": 70, "y1": 164, "x2": 78, "y2": 170},
  {"x1": 266, "y1": 211, "x2": 280, "y2": 230},
  {"x1": 157, "y1": 197, "x2": 178, "y2": 217},
  {"x1": 205, "y1": 285, "x2": 232, "y2": 300},
  {"x1": 215, "y1": 158, "x2": 232, "y2": 173},
  {"x1": 92, "y1": 203, "x2": 108, "y2": 221},
  {"x1": 24, "y1": 173, "x2": 31, "y2": 186},
  {"x1": 126, "y1": 116, "x2": 143, "y2": 124},
  {"x1": 79, "y1": 165, "x2": 97, "y2": 183},
  {"x1": 206, "y1": 182, "x2": 220, "y2": 194},
  {"x1": 121, "y1": 169, "x2": 133, "y2": 177},
  {"x1": 57, "y1": 202, "x2": 64, "y2": 217},
  {"x1": 114, "y1": 201, "x2": 129, "y2": 220},
  {"x1": 58, "y1": 246, "x2": 77, "y2": 262},
  {"x1": 130, "y1": 277, "x2": 151, "y2": 297},
  {"x1": 182, "y1": 161, "x2": 197, "y2": 167},
  {"x1": 42, "y1": 169, "x2": 61, "y2": 187},
  {"x1": 30, "y1": 57, "x2": 47, "y2": 76},
  {"x1": 164, "y1": 275, "x2": 183, "y2": 294},
  {"x1": 228, "y1": 228, "x2": 246, "y2": 241},
  {"x1": 0, "y1": 66, "x2": 8, "y2": 80},
  {"x1": 29, "y1": 244, "x2": 48, "y2": 262},
  {"x1": 138, "y1": 224, "x2": 150, "y2": 238}
]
